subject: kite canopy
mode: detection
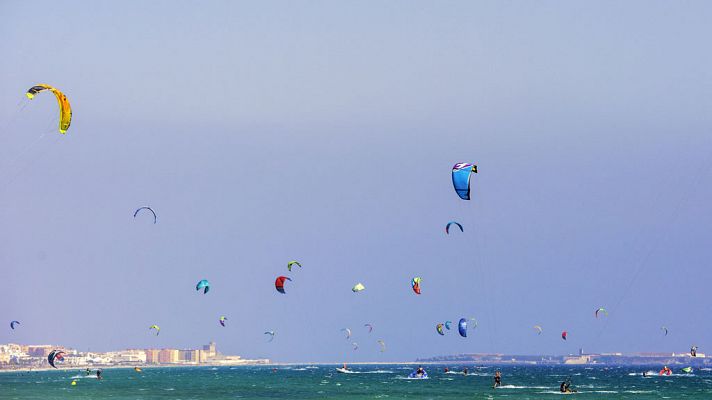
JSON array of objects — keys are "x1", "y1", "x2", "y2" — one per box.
[
  {"x1": 287, "y1": 261, "x2": 301, "y2": 272},
  {"x1": 661, "y1": 326, "x2": 668, "y2": 336},
  {"x1": 47, "y1": 350, "x2": 65, "y2": 368},
  {"x1": 533, "y1": 325, "x2": 543, "y2": 335},
  {"x1": 275, "y1": 276, "x2": 292, "y2": 294},
  {"x1": 352, "y1": 283, "x2": 365, "y2": 292},
  {"x1": 595, "y1": 307, "x2": 608, "y2": 318},
  {"x1": 10, "y1": 320, "x2": 20, "y2": 330},
  {"x1": 133, "y1": 206, "x2": 157, "y2": 224},
  {"x1": 561, "y1": 331, "x2": 568, "y2": 340},
  {"x1": 458, "y1": 318, "x2": 467, "y2": 337},
  {"x1": 451, "y1": 163, "x2": 477, "y2": 200},
  {"x1": 377, "y1": 340, "x2": 386, "y2": 352},
  {"x1": 411, "y1": 277, "x2": 422, "y2": 295},
  {"x1": 364, "y1": 324, "x2": 373, "y2": 333},
  {"x1": 264, "y1": 331, "x2": 275, "y2": 342},
  {"x1": 444, "y1": 321, "x2": 452, "y2": 330},
  {"x1": 445, "y1": 221, "x2": 464, "y2": 235},
  {"x1": 436, "y1": 323, "x2": 445, "y2": 336},
  {"x1": 219, "y1": 316, "x2": 227, "y2": 327},
  {"x1": 352, "y1": 342, "x2": 359, "y2": 350},
  {"x1": 149, "y1": 325, "x2": 160, "y2": 335},
  {"x1": 341, "y1": 328, "x2": 352, "y2": 339},
  {"x1": 196, "y1": 279, "x2": 210, "y2": 294},
  {"x1": 682, "y1": 367, "x2": 693, "y2": 373},
  {"x1": 26, "y1": 84, "x2": 72, "y2": 134}
]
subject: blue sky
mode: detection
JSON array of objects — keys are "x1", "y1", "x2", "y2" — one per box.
[{"x1": 1, "y1": 1, "x2": 711, "y2": 362}]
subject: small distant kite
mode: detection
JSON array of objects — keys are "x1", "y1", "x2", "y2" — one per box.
[
  {"x1": 533, "y1": 325, "x2": 543, "y2": 335},
  {"x1": 452, "y1": 163, "x2": 478, "y2": 200},
  {"x1": 444, "y1": 321, "x2": 452, "y2": 330},
  {"x1": 595, "y1": 307, "x2": 608, "y2": 318},
  {"x1": 364, "y1": 324, "x2": 373, "y2": 333},
  {"x1": 10, "y1": 320, "x2": 20, "y2": 330},
  {"x1": 352, "y1": 342, "x2": 359, "y2": 351},
  {"x1": 352, "y1": 283, "x2": 365, "y2": 292},
  {"x1": 341, "y1": 328, "x2": 352, "y2": 339},
  {"x1": 219, "y1": 316, "x2": 227, "y2": 327},
  {"x1": 196, "y1": 279, "x2": 210, "y2": 294},
  {"x1": 287, "y1": 261, "x2": 302, "y2": 272},
  {"x1": 133, "y1": 206, "x2": 157, "y2": 224},
  {"x1": 26, "y1": 84, "x2": 72, "y2": 134},
  {"x1": 436, "y1": 323, "x2": 445, "y2": 336},
  {"x1": 48, "y1": 350, "x2": 65, "y2": 368},
  {"x1": 149, "y1": 325, "x2": 160, "y2": 335},
  {"x1": 377, "y1": 340, "x2": 386, "y2": 352},
  {"x1": 561, "y1": 331, "x2": 568, "y2": 341},
  {"x1": 411, "y1": 277, "x2": 422, "y2": 295},
  {"x1": 264, "y1": 331, "x2": 275, "y2": 342},
  {"x1": 661, "y1": 326, "x2": 668, "y2": 336},
  {"x1": 445, "y1": 221, "x2": 464, "y2": 235},
  {"x1": 458, "y1": 318, "x2": 468, "y2": 337},
  {"x1": 275, "y1": 276, "x2": 292, "y2": 294}
]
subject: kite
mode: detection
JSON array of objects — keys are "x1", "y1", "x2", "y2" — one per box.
[
  {"x1": 196, "y1": 279, "x2": 210, "y2": 294},
  {"x1": 25, "y1": 84, "x2": 72, "y2": 134},
  {"x1": 533, "y1": 325, "x2": 543, "y2": 335},
  {"x1": 352, "y1": 342, "x2": 359, "y2": 350},
  {"x1": 48, "y1": 350, "x2": 65, "y2": 368},
  {"x1": 661, "y1": 326, "x2": 668, "y2": 336},
  {"x1": 275, "y1": 276, "x2": 292, "y2": 294},
  {"x1": 10, "y1": 320, "x2": 19, "y2": 330},
  {"x1": 133, "y1": 206, "x2": 157, "y2": 224},
  {"x1": 595, "y1": 307, "x2": 608, "y2": 318},
  {"x1": 452, "y1": 163, "x2": 477, "y2": 200},
  {"x1": 287, "y1": 261, "x2": 301, "y2": 271},
  {"x1": 444, "y1": 321, "x2": 452, "y2": 330},
  {"x1": 352, "y1": 283, "x2": 365, "y2": 292},
  {"x1": 341, "y1": 328, "x2": 352, "y2": 339},
  {"x1": 458, "y1": 318, "x2": 468, "y2": 337},
  {"x1": 445, "y1": 221, "x2": 464, "y2": 235},
  {"x1": 149, "y1": 325, "x2": 160, "y2": 335},
  {"x1": 561, "y1": 331, "x2": 568, "y2": 341},
  {"x1": 134, "y1": 367, "x2": 142, "y2": 372},
  {"x1": 411, "y1": 277, "x2": 422, "y2": 295},
  {"x1": 377, "y1": 340, "x2": 386, "y2": 352},
  {"x1": 264, "y1": 331, "x2": 275, "y2": 342},
  {"x1": 364, "y1": 324, "x2": 373, "y2": 333},
  {"x1": 436, "y1": 323, "x2": 445, "y2": 336},
  {"x1": 219, "y1": 316, "x2": 227, "y2": 327}
]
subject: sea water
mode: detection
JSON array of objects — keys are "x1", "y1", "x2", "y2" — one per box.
[{"x1": 1, "y1": 364, "x2": 711, "y2": 399}]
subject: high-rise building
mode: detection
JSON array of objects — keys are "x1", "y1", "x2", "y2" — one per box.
[
  {"x1": 202, "y1": 341, "x2": 216, "y2": 358},
  {"x1": 158, "y1": 349, "x2": 179, "y2": 364},
  {"x1": 179, "y1": 350, "x2": 199, "y2": 363},
  {"x1": 145, "y1": 349, "x2": 160, "y2": 364}
]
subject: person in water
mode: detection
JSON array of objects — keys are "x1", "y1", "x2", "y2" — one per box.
[
  {"x1": 444, "y1": 367, "x2": 449, "y2": 373},
  {"x1": 493, "y1": 370, "x2": 502, "y2": 388},
  {"x1": 560, "y1": 378, "x2": 575, "y2": 393},
  {"x1": 462, "y1": 367, "x2": 468, "y2": 375},
  {"x1": 96, "y1": 369, "x2": 103, "y2": 380},
  {"x1": 416, "y1": 366, "x2": 425, "y2": 377}
]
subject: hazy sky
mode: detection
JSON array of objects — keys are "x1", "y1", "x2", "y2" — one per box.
[{"x1": 1, "y1": 1, "x2": 711, "y2": 363}]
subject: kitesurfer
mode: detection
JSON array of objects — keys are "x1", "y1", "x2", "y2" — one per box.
[
  {"x1": 493, "y1": 370, "x2": 501, "y2": 388},
  {"x1": 643, "y1": 371, "x2": 647, "y2": 377},
  {"x1": 85, "y1": 368, "x2": 91, "y2": 375},
  {"x1": 659, "y1": 366, "x2": 671, "y2": 376},
  {"x1": 691, "y1": 346, "x2": 697, "y2": 357},
  {"x1": 559, "y1": 378, "x2": 575, "y2": 393},
  {"x1": 96, "y1": 369, "x2": 103, "y2": 380},
  {"x1": 462, "y1": 367, "x2": 468, "y2": 375},
  {"x1": 444, "y1": 367, "x2": 449, "y2": 373}
]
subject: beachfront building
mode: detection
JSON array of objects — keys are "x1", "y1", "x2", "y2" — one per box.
[{"x1": 158, "y1": 349, "x2": 180, "y2": 364}]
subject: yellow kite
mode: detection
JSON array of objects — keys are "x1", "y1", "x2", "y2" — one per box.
[{"x1": 26, "y1": 84, "x2": 72, "y2": 134}]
